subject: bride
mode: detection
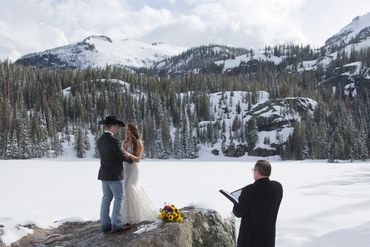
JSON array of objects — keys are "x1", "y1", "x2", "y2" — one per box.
[{"x1": 121, "y1": 123, "x2": 158, "y2": 226}]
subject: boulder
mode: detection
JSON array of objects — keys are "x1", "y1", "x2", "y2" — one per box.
[
  {"x1": 249, "y1": 147, "x2": 278, "y2": 157},
  {"x1": 8, "y1": 207, "x2": 235, "y2": 247},
  {"x1": 224, "y1": 144, "x2": 247, "y2": 157}
]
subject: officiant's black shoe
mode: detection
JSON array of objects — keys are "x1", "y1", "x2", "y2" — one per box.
[{"x1": 102, "y1": 227, "x2": 111, "y2": 233}]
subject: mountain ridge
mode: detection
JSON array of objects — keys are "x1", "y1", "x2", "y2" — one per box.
[{"x1": 15, "y1": 11, "x2": 370, "y2": 73}]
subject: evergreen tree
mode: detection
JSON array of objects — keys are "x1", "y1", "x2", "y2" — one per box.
[
  {"x1": 5, "y1": 132, "x2": 18, "y2": 159},
  {"x1": 74, "y1": 126, "x2": 86, "y2": 158},
  {"x1": 19, "y1": 118, "x2": 32, "y2": 159},
  {"x1": 245, "y1": 118, "x2": 258, "y2": 152}
]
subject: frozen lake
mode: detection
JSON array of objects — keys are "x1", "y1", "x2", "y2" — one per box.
[{"x1": 1, "y1": 159, "x2": 370, "y2": 246}]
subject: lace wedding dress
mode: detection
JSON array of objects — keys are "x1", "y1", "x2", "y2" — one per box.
[{"x1": 122, "y1": 148, "x2": 158, "y2": 225}]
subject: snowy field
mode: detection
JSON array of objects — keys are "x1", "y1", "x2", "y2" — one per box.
[{"x1": 1, "y1": 157, "x2": 370, "y2": 247}]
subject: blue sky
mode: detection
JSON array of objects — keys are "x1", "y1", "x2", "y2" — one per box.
[{"x1": 1, "y1": 0, "x2": 370, "y2": 61}]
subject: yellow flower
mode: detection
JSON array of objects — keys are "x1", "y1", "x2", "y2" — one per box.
[
  {"x1": 168, "y1": 215, "x2": 175, "y2": 221},
  {"x1": 160, "y1": 204, "x2": 184, "y2": 223}
]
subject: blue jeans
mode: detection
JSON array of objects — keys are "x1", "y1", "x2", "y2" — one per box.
[{"x1": 100, "y1": 180, "x2": 124, "y2": 231}]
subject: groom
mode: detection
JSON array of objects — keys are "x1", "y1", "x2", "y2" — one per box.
[{"x1": 97, "y1": 116, "x2": 132, "y2": 233}]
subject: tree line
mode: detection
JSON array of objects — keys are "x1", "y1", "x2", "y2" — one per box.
[{"x1": 0, "y1": 44, "x2": 369, "y2": 160}]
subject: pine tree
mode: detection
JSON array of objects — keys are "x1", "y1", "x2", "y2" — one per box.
[
  {"x1": 174, "y1": 127, "x2": 184, "y2": 159},
  {"x1": 94, "y1": 127, "x2": 101, "y2": 158},
  {"x1": 5, "y1": 131, "x2": 18, "y2": 159},
  {"x1": 19, "y1": 118, "x2": 32, "y2": 159},
  {"x1": 84, "y1": 128, "x2": 91, "y2": 151},
  {"x1": 155, "y1": 127, "x2": 167, "y2": 159},
  {"x1": 38, "y1": 114, "x2": 50, "y2": 158},
  {"x1": 51, "y1": 134, "x2": 62, "y2": 158},
  {"x1": 74, "y1": 126, "x2": 86, "y2": 158},
  {"x1": 355, "y1": 121, "x2": 368, "y2": 160},
  {"x1": 161, "y1": 113, "x2": 171, "y2": 158},
  {"x1": 328, "y1": 127, "x2": 345, "y2": 162},
  {"x1": 245, "y1": 118, "x2": 258, "y2": 152}
]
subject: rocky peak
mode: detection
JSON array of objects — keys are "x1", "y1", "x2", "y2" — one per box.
[
  {"x1": 325, "y1": 12, "x2": 370, "y2": 49},
  {"x1": 83, "y1": 35, "x2": 113, "y2": 43}
]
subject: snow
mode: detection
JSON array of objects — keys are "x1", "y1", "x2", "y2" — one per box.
[
  {"x1": 1, "y1": 157, "x2": 370, "y2": 247},
  {"x1": 332, "y1": 13, "x2": 370, "y2": 45},
  {"x1": 297, "y1": 59, "x2": 317, "y2": 72},
  {"x1": 257, "y1": 127, "x2": 294, "y2": 147},
  {"x1": 197, "y1": 91, "x2": 315, "y2": 152},
  {"x1": 344, "y1": 83, "x2": 357, "y2": 97},
  {"x1": 133, "y1": 221, "x2": 161, "y2": 235},
  {"x1": 83, "y1": 38, "x2": 187, "y2": 68},
  {"x1": 365, "y1": 68, "x2": 370, "y2": 79},
  {"x1": 63, "y1": 79, "x2": 131, "y2": 97},
  {"x1": 20, "y1": 36, "x2": 188, "y2": 69},
  {"x1": 342, "y1": 61, "x2": 362, "y2": 76},
  {"x1": 215, "y1": 49, "x2": 283, "y2": 72}
]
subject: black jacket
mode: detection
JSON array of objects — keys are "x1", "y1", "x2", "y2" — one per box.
[
  {"x1": 97, "y1": 132, "x2": 132, "y2": 181},
  {"x1": 233, "y1": 178, "x2": 283, "y2": 247}
]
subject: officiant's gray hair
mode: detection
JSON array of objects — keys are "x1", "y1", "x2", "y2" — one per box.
[{"x1": 254, "y1": 160, "x2": 271, "y2": 177}]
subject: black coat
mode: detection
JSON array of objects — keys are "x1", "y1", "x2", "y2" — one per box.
[
  {"x1": 97, "y1": 132, "x2": 132, "y2": 181},
  {"x1": 233, "y1": 178, "x2": 283, "y2": 247}
]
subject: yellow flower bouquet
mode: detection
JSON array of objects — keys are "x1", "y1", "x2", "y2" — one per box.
[{"x1": 159, "y1": 204, "x2": 184, "y2": 223}]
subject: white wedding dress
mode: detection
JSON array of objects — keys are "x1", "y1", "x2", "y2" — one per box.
[{"x1": 122, "y1": 147, "x2": 158, "y2": 225}]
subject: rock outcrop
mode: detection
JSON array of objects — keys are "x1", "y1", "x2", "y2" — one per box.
[{"x1": 6, "y1": 207, "x2": 235, "y2": 247}]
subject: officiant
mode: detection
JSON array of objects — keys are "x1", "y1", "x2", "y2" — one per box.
[{"x1": 233, "y1": 160, "x2": 283, "y2": 247}]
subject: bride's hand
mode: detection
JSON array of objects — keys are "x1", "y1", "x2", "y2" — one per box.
[{"x1": 123, "y1": 150, "x2": 132, "y2": 159}]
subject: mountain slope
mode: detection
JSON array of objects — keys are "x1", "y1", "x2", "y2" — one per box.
[
  {"x1": 150, "y1": 44, "x2": 248, "y2": 77},
  {"x1": 325, "y1": 12, "x2": 370, "y2": 50},
  {"x1": 15, "y1": 35, "x2": 187, "y2": 69}
]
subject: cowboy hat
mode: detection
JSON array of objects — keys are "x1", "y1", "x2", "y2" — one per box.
[{"x1": 98, "y1": 116, "x2": 125, "y2": 127}]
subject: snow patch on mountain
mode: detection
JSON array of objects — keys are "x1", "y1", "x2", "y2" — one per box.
[
  {"x1": 83, "y1": 38, "x2": 187, "y2": 68},
  {"x1": 215, "y1": 49, "x2": 283, "y2": 72}
]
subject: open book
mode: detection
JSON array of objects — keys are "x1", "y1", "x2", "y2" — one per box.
[{"x1": 219, "y1": 188, "x2": 243, "y2": 204}]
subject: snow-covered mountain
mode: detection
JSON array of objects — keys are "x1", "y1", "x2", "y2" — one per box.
[
  {"x1": 294, "y1": 12, "x2": 370, "y2": 98},
  {"x1": 298, "y1": 12, "x2": 370, "y2": 71},
  {"x1": 14, "y1": 12, "x2": 370, "y2": 78},
  {"x1": 15, "y1": 35, "x2": 187, "y2": 69},
  {"x1": 325, "y1": 12, "x2": 370, "y2": 50},
  {"x1": 150, "y1": 44, "x2": 248, "y2": 77}
]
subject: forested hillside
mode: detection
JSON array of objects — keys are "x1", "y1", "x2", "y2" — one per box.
[{"x1": 1, "y1": 41, "x2": 369, "y2": 160}]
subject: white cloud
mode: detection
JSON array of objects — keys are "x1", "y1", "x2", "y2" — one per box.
[
  {"x1": 0, "y1": 0, "x2": 370, "y2": 61},
  {"x1": 140, "y1": 0, "x2": 307, "y2": 48}
]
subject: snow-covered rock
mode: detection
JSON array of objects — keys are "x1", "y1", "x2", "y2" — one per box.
[
  {"x1": 6, "y1": 207, "x2": 235, "y2": 247},
  {"x1": 198, "y1": 91, "x2": 317, "y2": 157}
]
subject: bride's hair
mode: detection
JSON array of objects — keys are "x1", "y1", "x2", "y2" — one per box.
[{"x1": 127, "y1": 123, "x2": 141, "y2": 155}]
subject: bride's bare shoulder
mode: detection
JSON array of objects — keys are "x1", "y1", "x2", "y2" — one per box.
[{"x1": 138, "y1": 140, "x2": 144, "y2": 148}]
